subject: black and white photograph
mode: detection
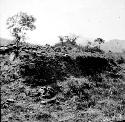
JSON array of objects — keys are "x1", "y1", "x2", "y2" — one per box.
[{"x1": 0, "y1": 0, "x2": 125, "y2": 121}]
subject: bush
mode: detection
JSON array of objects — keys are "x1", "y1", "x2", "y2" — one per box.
[
  {"x1": 75, "y1": 55, "x2": 113, "y2": 76},
  {"x1": 60, "y1": 77, "x2": 92, "y2": 100},
  {"x1": 0, "y1": 59, "x2": 20, "y2": 85},
  {"x1": 20, "y1": 55, "x2": 67, "y2": 87},
  {"x1": 116, "y1": 55, "x2": 125, "y2": 64}
]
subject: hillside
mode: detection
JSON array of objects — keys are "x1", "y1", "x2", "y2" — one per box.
[
  {"x1": 1, "y1": 39, "x2": 125, "y2": 122},
  {"x1": 75, "y1": 37, "x2": 125, "y2": 53}
]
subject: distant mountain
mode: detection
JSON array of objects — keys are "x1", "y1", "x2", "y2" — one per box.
[
  {"x1": 76, "y1": 37, "x2": 125, "y2": 53},
  {"x1": 101, "y1": 39, "x2": 125, "y2": 52},
  {"x1": 0, "y1": 37, "x2": 15, "y2": 46}
]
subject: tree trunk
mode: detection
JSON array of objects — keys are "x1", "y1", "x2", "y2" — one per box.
[{"x1": 15, "y1": 35, "x2": 20, "y2": 57}]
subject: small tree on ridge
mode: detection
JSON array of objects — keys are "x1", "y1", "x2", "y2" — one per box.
[
  {"x1": 94, "y1": 38, "x2": 105, "y2": 49},
  {"x1": 7, "y1": 12, "x2": 36, "y2": 57}
]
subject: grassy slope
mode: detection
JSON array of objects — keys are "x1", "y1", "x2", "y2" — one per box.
[{"x1": 1, "y1": 41, "x2": 125, "y2": 122}]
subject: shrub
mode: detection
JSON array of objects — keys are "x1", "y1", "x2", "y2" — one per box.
[
  {"x1": 20, "y1": 55, "x2": 67, "y2": 87},
  {"x1": 60, "y1": 77, "x2": 92, "y2": 100}
]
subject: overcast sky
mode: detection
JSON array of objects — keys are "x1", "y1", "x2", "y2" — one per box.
[{"x1": 0, "y1": 0, "x2": 125, "y2": 45}]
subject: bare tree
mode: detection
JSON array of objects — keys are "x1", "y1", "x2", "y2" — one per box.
[
  {"x1": 94, "y1": 38, "x2": 105, "y2": 49},
  {"x1": 64, "y1": 34, "x2": 79, "y2": 45}
]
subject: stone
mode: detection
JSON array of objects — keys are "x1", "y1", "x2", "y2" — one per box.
[{"x1": 9, "y1": 52, "x2": 16, "y2": 61}]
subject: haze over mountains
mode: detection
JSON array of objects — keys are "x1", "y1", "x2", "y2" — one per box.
[
  {"x1": 101, "y1": 39, "x2": 125, "y2": 52},
  {"x1": 0, "y1": 37, "x2": 14, "y2": 46},
  {"x1": 0, "y1": 37, "x2": 125, "y2": 52}
]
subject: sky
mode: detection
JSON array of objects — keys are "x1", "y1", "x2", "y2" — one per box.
[{"x1": 0, "y1": 0, "x2": 125, "y2": 45}]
